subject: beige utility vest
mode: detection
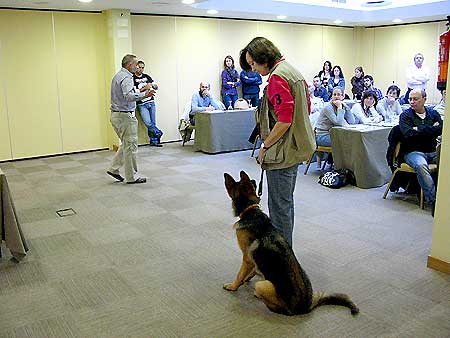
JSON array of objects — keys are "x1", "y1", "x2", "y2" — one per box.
[{"x1": 259, "y1": 60, "x2": 315, "y2": 170}]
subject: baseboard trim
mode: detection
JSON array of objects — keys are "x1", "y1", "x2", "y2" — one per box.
[{"x1": 427, "y1": 255, "x2": 450, "y2": 274}]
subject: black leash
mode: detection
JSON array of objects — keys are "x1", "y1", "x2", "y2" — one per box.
[{"x1": 257, "y1": 168, "x2": 265, "y2": 197}]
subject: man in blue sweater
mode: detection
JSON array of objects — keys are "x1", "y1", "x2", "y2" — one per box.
[
  {"x1": 312, "y1": 75, "x2": 329, "y2": 102},
  {"x1": 190, "y1": 82, "x2": 222, "y2": 125},
  {"x1": 399, "y1": 88, "x2": 442, "y2": 215}
]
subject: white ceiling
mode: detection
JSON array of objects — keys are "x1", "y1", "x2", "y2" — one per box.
[{"x1": 1, "y1": 0, "x2": 449, "y2": 27}]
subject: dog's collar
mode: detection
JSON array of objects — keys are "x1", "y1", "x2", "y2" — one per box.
[{"x1": 239, "y1": 203, "x2": 259, "y2": 219}]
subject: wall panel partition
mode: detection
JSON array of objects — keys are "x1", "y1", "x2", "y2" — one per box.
[
  {"x1": 368, "y1": 22, "x2": 443, "y2": 103},
  {"x1": 0, "y1": 63, "x2": 11, "y2": 161},
  {"x1": 53, "y1": 12, "x2": 109, "y2": 153},
  {"x1": 322, "y1": 26, "x2": 356, "y2": 92},
  {"x1": 0, "y1": 10, "x2": 61, "y2": 159},
  {"x1": 290, "y1": 25, "x2": 325, "y2": 82},
  {"x1": 131, "y1": 16, "x2": 179, "y2": 143}
]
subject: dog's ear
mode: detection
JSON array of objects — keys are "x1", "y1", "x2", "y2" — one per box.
[
  {"x1": 239, "y1": 171, "x2": 251, "y2": 183},
  {"x1": 224, "y1": 173, "x2": 236, "y2": 197},
  {"x1": 250, "y1": 179, "x2": 257, "y2": 190}
]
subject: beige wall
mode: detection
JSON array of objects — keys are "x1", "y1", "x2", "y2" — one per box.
[
  {"x1": 0, "y1": 9, "x2": 108, "y2": 160},
  {"x1": 430, "y1": 57, "x2": 450, "y2": 265},
  {"x1": 361, "y1": 22, "x2": 446, "y2": 103}
]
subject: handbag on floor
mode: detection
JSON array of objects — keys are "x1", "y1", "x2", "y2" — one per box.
[{"x1": 318, "y1": 169, "x2": 356, "y2": 189}]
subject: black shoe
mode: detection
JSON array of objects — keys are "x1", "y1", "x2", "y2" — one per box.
[
  {"x1": 150, "y1": 143, "x2": 163, "y2": 147},
  {"x1": 107, "y1": 171, "x2": 124, "y2": 182},
  {"x1": 127, "y1": 177, "x2": 147, "y2": 184}
]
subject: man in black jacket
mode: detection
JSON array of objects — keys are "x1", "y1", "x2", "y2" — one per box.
[{"x1": 399, "y1": 88, "x2": 442, "y2": 214}]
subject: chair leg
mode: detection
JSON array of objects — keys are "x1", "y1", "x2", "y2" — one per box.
[
  {"x1": 303, "y1": 151, "x2": 317, "y2": 175},
  {"x1": 419, "y1": 189, "x2": 424, "y2": 209},
  {"x1": 383, "y1": 169, "x2": 399, "y2": 199},
  {"x1": 251, "y1": 135, "x2": 260, "y2": 157},
  {"x1": 321, "y1": 156, "x2": 328, "y2": 170}
]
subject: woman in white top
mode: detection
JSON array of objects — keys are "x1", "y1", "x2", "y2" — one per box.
[
  {"x1": 376, "y1": 85, "x2": 402, "y2": 122},
  {"x1": 351, "y1": 90, "x2": 383, "y2": 124}
]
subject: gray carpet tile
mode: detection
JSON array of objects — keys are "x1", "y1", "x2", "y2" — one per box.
[
  {"x1": 0, "y1": 315, "x2": 80, "y2": 338},
  {"x1": 16, "y1": 206, "x2": 60, "y2": 223},
  {"x1": 42, "y1": 155, "x2": 76, "y2": 164},
  {"x1": 72, "y1": 295, "x2": 179, "y2": 338},
  {"x1": 0, "y1": 285, "x2": 69, "y2": 331},
  {"x1": 28, "y1": 231, "x2": 93, "y2": 258},
  {"x1": 1, "y1": 143, "x2": 449, "y2": 337},
  {"x1": 54, "y1": 268, "x2": 135, "y2": 310},
  {"x1": 80, "y1": 222, "x2": 145, "y2": 246},
  {"x1": 15, "y1": 165, "x2": 52, "y2": 174},
  {"x1": 0, "y1": 260, "x2": 47, "y2": 291},
  {"x1": 97, "y1": 192, "x2": 147, "y2": 208},
  {"x1": 390, "y1": 302, "x2": 450, "y2": 338},
  {"x1": 36, "y1": 249, "x2": 114, "y2": 282}
]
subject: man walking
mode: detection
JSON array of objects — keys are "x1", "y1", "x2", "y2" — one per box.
[{"x1": 107, "y1": 54, "x2": 155, "y2": 184}]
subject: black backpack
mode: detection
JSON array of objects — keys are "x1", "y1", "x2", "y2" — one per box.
[{"x1": 318, "y1": 169, "x2": 356, "y2": 189}]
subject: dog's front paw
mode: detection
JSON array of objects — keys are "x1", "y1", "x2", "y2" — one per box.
[{"x1": 223, "y1": 282, "x2": 239, "y2": 291}]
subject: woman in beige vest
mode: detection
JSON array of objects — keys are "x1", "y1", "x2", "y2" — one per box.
[{"x1": 240, "y1": 37, "x2": 315, "y2": 247}]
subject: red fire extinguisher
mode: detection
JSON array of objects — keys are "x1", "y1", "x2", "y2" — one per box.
[{"x1": 437, "y1": 16, "x2": 450, "y2": 90}]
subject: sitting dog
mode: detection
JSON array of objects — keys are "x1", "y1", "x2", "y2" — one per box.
[{"x1": 223, "y1": 171, "x2": 359, "y2": 316}]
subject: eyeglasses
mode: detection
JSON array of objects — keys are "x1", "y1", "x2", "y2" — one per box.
[{"x1": 409, "y1": 97, "x2": 423, "y2": 102}]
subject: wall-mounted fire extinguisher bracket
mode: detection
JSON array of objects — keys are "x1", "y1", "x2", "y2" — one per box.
[{"x1": 437, "y1": 16, "x2": 450, "y2": 91}]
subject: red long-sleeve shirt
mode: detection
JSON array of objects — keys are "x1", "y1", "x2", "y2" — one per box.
[{"x1": 267, "y1": 65, "x2": 310, "y2": 122}]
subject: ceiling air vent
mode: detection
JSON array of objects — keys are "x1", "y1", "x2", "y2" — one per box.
[{"x1": 361, "y1": 0, "x2": 392, "y2": 7}]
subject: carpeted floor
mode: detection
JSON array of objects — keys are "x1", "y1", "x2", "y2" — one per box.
[{"x1": 0, "y1": 142, "x2": 449, "y2": 338}]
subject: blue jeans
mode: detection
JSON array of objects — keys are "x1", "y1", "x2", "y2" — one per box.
[
  {"x1": 137, "y1": 101, "x2": 163, "y2": 144},
  {"x1": 222, "y1": 93, "x2": 238, "y2": 109},
  {"x1": 243, "y1": 94, "x2": 260, "y2": 108},
  {"x1": 404, "y1": 151, "x2": 437, "y2": 203},
  {"x1": 266, "y1": 164, "x2": 299, "y2": 247},
  {"x1": 316, "y1": 133, "x2": 331, "y2": 147}
]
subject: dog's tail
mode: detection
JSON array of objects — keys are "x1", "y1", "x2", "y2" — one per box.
[{"x1": 310, "y1": 291, "x2": 359, "y2": 315}]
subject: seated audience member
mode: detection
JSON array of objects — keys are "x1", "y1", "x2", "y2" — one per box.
[
  {"x1": 309, "y1": 83, "x2": 325, "y2": 114},
  {"x1": 350, "y1": 66, "x2": 365, "y2": 100},
  {"x1": 221, "y1": 55, "x2": 241, "y2": 109},
  {"x1": 376, "y1": 85, "x2": 402, "y2": 121},
  {"x1": 190, "y1": 82, "x2": 222, "y2": 125},
  {"x1": 240, "y1": 65, "x2": 262, "y2": 108},
  {"x1": 318, "y1": 60, "x2": 332, "y2": 87},
  {"x1": 351, "y1": 90, "x2": 383, "y2": 124},
  {"x1": 308, "y1": 83, "x2": 324, "y2": 129},
  {"x1": 315, "y1": 87, "x2": 356, "y2": 146},
  {"x1": 433, "y1": 89, "x2": 446, "y2": 116},
  {"x1": 404, "y1": 52, "x2": 430, "y2": 103},
  {"x1": 363, "y1": 75, "x2": 383, "y2": 100},
  {"x1": 312, "y1": 75, "x2": 329, "y2": 102},
  {"x1": 399, "y1": 88, "x2": 442, "y2": 215},
  {"x1": 327, "y1": 65, "x2": 345, "y2": 96}
]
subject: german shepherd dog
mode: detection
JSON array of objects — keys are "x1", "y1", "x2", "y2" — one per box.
[{"x1": 223, "y1": 171, "x2": 359, "y2": 316}]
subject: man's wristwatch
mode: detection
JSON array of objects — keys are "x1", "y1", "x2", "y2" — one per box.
[{"x1": 261, "y1": 142, "x2": 269, "y2": 150}]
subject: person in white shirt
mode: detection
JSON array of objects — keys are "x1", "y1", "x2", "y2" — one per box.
[
  {"x1": 433, "y1": 89, "x2": 446, "y2": 117},
  {"x1": 404, "y1": 52, "x2": 430, "y2": 103},
  {"x1": 376, "y1": 85, "x2": 403, "y2": 122},
  {"x1": 351, "y1": 90, "x2": 383, "y2": 124}
]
